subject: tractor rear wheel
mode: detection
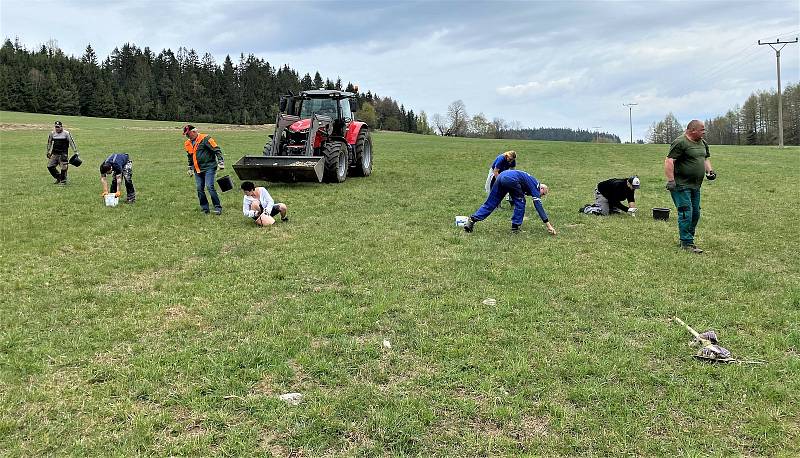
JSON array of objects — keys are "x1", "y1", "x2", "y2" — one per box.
[
  {"x1": 323, "y1": 141, "x2": 347, "y2": 183},
  {"x1": 352, "y1": 130, "x2": 372, "y2": 177}
]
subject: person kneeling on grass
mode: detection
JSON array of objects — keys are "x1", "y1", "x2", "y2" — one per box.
[
  {"x1": 579, "y1": 176, "x2": 639, "y2": 216},
  {"x1": 463, "y1": 169, "x2": 556, "y2": 235},
  {"x1": 241, "y1": 181, "x2": 288, "y2": 226}
]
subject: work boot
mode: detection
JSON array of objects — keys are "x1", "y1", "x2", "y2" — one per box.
[
  {"x1": 48, "y1": 166, "x2": 61, "y2": 183},
  {"x1": 463, "y1": 217, "x2": 475, "y2": 233},
  {"x1": 59, "y1": 170, "x2": 67, "y2": 184},
  {"x1": 681, "y1": 243, "x2": 703, "y2": 254},
  {"x1": 511, "y1": 224, "x2": 521, "y2": 234}
]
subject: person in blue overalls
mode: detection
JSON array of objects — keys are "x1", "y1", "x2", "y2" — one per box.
[
  {"x1": 464, "y1": 169, "x2": 556, "y2": 235},
  {"x1": 485, "y1": 150, "x2": 517, "y2": 207},
  {"x1": 485, "y1": 150, "x2": 517, "y2": 193}
]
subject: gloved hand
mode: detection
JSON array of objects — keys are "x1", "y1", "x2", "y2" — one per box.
[
  {"x1": 187, "y1": 167, "x2": 194, "y2": 177},
  {"x1": 114, "y1": 191, "x2": 121, "y2": 198},
  {"x1": 666, "y1": 180, "x2": 677, "y2": 191},
  {"x1": 218, "y1": 161, "x2": 225, "y2": 170},
  {"x1": 100, "y1": 192, "x2": 107, "y2": 197},
  {"x1": 47, "y1": 153, "x2": 52, "y2": 159},
  {"x1": 628, "y1": 207, "x2": 638, "y2": 214},
  {"x1": 706, "y1": 171, "x2": 716, "y2": 181}
]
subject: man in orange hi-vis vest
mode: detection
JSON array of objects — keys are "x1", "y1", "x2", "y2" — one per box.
[{"x1": 183, "y1": 124, "x2": 225, "y2": 214}]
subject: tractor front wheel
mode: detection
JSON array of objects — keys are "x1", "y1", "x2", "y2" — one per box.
[
  {"x1": 352, "y1": 130, "x2": 372, "y2": 177},
  {"x1": 323, "y1": 141, "x2": 347, "y2": 183}
]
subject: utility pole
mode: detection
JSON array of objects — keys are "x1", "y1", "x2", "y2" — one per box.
[
  {"x1": 623, "y1": 103, "x2": 638, "y2": 143},
  {"x1": 758, "y1": 37, "x2": 798, "y2": 148},
  {"x1": 591, "y1": 126, "x2": 601, "y2": 143}
]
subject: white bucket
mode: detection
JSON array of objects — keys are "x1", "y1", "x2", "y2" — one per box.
[
  {"x1": 104, "y1": 194, "x2": 119, "y2": 207},
  {"x1": 455, "y1": 216, "x2": 468, "y2": 227}
]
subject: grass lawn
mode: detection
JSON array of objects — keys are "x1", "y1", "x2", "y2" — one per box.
[{"x1": 1, "y1": 111, "x2": 798, "y2": 456}]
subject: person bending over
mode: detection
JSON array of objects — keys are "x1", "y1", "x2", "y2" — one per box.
[{"x1": 464, "y1": 169, "x2": 556, "y2": 235}]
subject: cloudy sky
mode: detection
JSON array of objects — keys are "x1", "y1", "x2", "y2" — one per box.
[{"x1": 2, "y1": 0, "x2": 798, "y2": 140}]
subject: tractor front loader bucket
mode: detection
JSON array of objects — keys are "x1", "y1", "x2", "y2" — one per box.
[{"x1": 233, "y1": 155, "x2": 324, "y2": 183}]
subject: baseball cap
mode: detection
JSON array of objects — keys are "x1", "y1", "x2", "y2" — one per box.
[
  {"x1": 629, "y1": 176, "x2": 641, "y2": 189},
  {"x1": 54, "y1": 121, "x2": 63, "y2": 127},
  {"x1": 182, "y1": 124, "x2": 195, "y2": 135}
]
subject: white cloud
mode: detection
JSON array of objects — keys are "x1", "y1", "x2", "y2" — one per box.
[{"x1": 496, "y1": 72, "x2": 587, "y2": 97}]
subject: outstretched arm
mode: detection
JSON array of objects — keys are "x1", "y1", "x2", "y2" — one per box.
[{"x1": 531, "y1": 197, "x2": 555, "y2": 234}]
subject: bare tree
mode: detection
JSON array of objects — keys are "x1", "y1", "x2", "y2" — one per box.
[
  {"x1": 447, "y1": 100, "x2": 469, "y2": 136},
  {"x1": 491, "y1": 117, "x2": 507, "y2": 138},
  {"x1": 431, "y1": 113, "x2": 448, "y2": 136}
]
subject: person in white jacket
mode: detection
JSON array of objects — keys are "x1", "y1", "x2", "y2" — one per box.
[{"x1": 241, "y1": 181, "x2": 288, "y2": 226}]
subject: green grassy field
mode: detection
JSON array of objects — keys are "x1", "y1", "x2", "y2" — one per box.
[{"x1": 1, "y1": 111, "x2": 798, "y2": 456}]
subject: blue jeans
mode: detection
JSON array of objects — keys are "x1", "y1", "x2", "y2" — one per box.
[
  {"x1": 195, "y1": 169, "x2": 221, "y2": 212},
  {"x1": 471, "y1": 174, "x2": 527, "y2": 225},
  {"x1": 670, "y1": 188, "x2": 701, "y2": 245}
]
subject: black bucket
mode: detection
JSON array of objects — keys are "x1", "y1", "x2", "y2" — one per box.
[
  {"x1": 652, "y1": 207, "x2": 670, "y2": 220},
  {"x1": 217, "y1": 175, "x2": 234, "y2": 192},
  {"x1": 68, "y1": 154, "x2": 82, "y2": 167}
]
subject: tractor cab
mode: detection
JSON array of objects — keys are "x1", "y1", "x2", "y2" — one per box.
[{"x1": 282, "y1": 90, "x2": 355, "y2": 137}]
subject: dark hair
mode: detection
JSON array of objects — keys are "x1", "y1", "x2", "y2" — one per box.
[
  {"x1": 241, "y1": 181, "x2": 255, "y2": 191},
  {"x1": 99, "y1": 162, "x2": 113, "y2": 174}
]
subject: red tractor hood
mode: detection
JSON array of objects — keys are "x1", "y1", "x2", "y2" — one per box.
[{"x1": 289, "y1": 119, "x2": 312, "y2": 132}]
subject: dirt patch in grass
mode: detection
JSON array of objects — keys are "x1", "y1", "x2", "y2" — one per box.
[
  {"x1": 259, "y1": 431, "x2": 309, "y2": 457},
  {"x1": 469, "y1": 417, "x2": 505, "y2": 439},
  {"x1": 91, "y1": 343, "x2": 133, "y2": 366},
  {"x1": 288, "y1": 359, "x2": 310, "y2": 385},
  {"x1": 251, "y1": 374, "x2": 275, "y2": 396},
  {"x1": 513, "y1": 415, "x2": 551, "y2": 440},
  {"x1": 167, "y1": 406, "x2": 210, "y2": 438},
  {"x1": 0, "y1": 123, "x2": 50, "y2": 131},
  {"x1": 97, "y1": 257, "x2": 199, "y2": 295}
]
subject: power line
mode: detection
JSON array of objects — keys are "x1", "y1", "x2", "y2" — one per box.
[{"x1": 758, "y1": 37, "x2": 799, "y2": 148}]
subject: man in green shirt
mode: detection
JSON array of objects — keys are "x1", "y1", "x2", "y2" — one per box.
[{"x1": 664, "y1": 120, "x2": 716, "y2": 253}]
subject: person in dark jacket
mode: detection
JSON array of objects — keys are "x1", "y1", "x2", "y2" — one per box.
[
  {"x1": 100, "y1": 153, "x2": 136, "y2": 203},
  {"x1": 464, "y1": 170, "x2": 556, "y2": 235},
  {"x1": 580, "y1": 176, "x2": 640, "y2": 216},
  {"x1": 46, "y1": 120, "x2": 79, "y2": 184},
  {"x1": 183, "y1": 124, "x2": 225, "y2": 214}
]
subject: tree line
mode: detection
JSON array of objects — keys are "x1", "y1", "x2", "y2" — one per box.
[
  {"x1": 0, "y1": 38, "x2": 432, "y2": 134},
  {"x1": 647, "y1": 82, "x2": 799, "y2": 145},
  {"x1": 431, "y1": 99, "x2": 620, "y2": 142}
]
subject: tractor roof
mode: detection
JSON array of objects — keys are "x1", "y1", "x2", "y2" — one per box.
[{"x1": 299, "y1": 89, "x2": 356, "y2": 99}]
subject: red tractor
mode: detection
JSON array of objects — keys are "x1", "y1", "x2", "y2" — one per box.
[{"x1": 233, "y1": 89, "x2": 372, "y2": 183}]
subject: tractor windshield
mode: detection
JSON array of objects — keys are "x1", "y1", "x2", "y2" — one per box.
[{"x1": 299, "y1": 98, "x2": 339, "y2": 119}]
